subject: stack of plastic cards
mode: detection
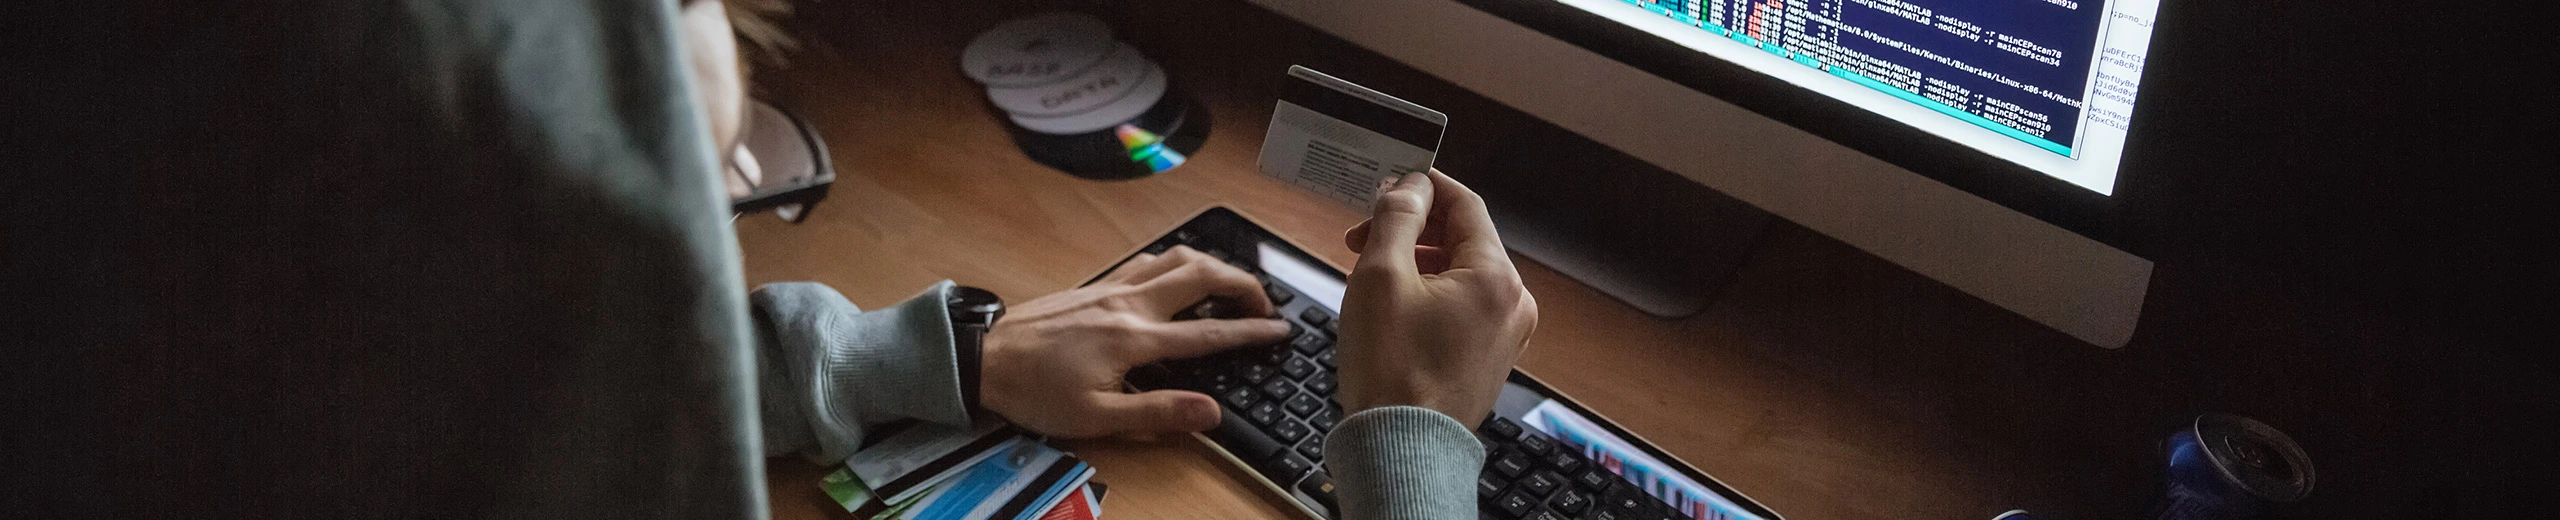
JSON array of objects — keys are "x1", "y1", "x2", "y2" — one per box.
[
  {"x1": 822, "y1": 422, "x2": 1106, "y2": 520},
  {"x1": 1032, "y1": 483, "x2": 1106, "y2": 520}
]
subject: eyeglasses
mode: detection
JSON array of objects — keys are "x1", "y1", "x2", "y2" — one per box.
[{"x1": 729, "y1": 99, "x2": 835, "y2": 223}]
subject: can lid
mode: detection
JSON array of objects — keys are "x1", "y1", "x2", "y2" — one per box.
[
  {"x1": 961, "y1": 12, "x2": 1117, "y2": 88},
  {"x1": 2194, "y1": 413, "x2": 2316, "y2": 503},
  {"x1": 984, "y1": 44, "x2": 1150, "y2": 118},
  {"x1": 1007, "y1": 62, "x2": 1167, "y2": 135}
]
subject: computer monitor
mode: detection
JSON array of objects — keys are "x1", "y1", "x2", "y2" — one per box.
[{"x1": 1249, "y1": 0, "x2": 2159, "y2": 347}]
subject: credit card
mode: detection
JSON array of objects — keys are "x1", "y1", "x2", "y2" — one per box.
[
  {"x1": 1033, "y1": 485, "x2": 1102, "y2": 520},
  {"x1": 894, "y1": 438, "x2": 1092, "y2": 520},
  {"x1": 849, "y1": 421, "x2": 1017, "y2": 506},
  {"x1": 1258, "y1": 65, "x2": 1448, "y2": 209}
]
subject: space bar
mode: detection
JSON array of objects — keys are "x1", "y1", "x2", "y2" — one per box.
[{"x1": 1210, "y1": 409, "x2": 1303, "y2": 481}]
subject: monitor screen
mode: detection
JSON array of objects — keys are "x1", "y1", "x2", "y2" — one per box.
[{"x1": 1557, "y1": 0, "x2": 2160, "y2": 195}]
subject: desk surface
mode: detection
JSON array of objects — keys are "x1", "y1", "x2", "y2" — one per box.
[{"x1": 737, "y1": 1, "x2": 2553, "y2": 519}]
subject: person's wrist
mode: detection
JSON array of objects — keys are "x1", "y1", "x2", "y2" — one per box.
[
  {"x1": 1342, "y1": 377, "x2": 1486, "y2": 424},
  {"x1": 973, "y1": 331, "x2": 1034, "y2": 424}
]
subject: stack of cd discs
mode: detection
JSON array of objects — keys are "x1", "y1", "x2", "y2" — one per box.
[{"x1": 962, "y1": 12, "x2": 1208, "y2": 179}]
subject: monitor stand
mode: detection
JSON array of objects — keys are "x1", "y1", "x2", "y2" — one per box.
[{"x1": 1453, "y1": 124, "x2": 1772, "y2": 318}]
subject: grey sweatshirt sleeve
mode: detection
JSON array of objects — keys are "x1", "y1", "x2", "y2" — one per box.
[
  {"x1": 750, "y1": 280, "x2": 972, "y2": 463},
  {"x1": 1326, "y1": 406, "x2": 1488, "y2": 520}
]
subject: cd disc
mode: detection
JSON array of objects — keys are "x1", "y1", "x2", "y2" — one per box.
[
  {"x1": 1005, "y1": 89, "x2": 1209, "y2": 180},
  {"x1": 1006, "y1": 62, "x2": 1167, "y2": 135},
  {"x1": 984, "y1": 44, "x2": 1149, "y2": 118},
  {"x1": 961, "y1": 12, "x2": 1117, "y2": 88}
]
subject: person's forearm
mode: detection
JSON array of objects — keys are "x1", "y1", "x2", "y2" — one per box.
[
  {"x1": 749, "y1": 281, "x2": 972, "y2": 463},
  {"x1": 1324, "y1": 406, "x2": 1486, "y2": 519}
]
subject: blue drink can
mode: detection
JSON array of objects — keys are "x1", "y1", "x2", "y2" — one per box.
[{"x1": 2147, "y1": 414, "x2": 2315, "y2": 520}]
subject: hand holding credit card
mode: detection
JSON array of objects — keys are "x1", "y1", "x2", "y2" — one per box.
[{"x1": 1258, "y1": 66, "x2": 1448, "y2": 208}]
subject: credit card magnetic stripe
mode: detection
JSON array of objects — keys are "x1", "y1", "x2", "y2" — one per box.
[
  {"x1": 1276, "y1": 72, "x2": 1445, "y2": 151},
  {"x1": 873, "y1": 426, "x2": 1022, "y2": 501},
  {"x1": 990, "y1": 458, "x2": 1091, "y2": 520}
]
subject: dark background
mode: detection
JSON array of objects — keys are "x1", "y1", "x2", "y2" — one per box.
[
  {"x1": 12, "y1": 0, "x2": 2554, "y2": 518},
  {"x1": 2120, "y1": 0, "x2": 2558, "y2": 366}
]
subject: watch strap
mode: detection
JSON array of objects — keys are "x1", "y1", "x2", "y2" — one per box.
[{"x1": 945, "y1": 285, "x2": 1005, "y2": 419}]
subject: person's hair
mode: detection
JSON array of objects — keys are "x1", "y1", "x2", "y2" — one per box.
[{"x1": 724, "y1": 0, "x2": 797, "y2": 71}]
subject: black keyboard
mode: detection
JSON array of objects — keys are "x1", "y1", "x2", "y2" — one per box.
[
  {"x1": 1121, "y1": 234, "x2": 1695, "y2": 520},
  {"x1": 1477, "y1": 416, "x2": 1693, "y2": 520}
]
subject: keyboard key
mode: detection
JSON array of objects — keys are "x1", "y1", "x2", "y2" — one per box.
[
  {"x1": 1259, "y1": 378, "x2": 1299, "y2": 401},
  {"x1": 1284, "y1": 393, "x2": 1325, "y2": 418},
  {"x1": 1304, "y1": 372, "x2": 1337, "y2": 396},
  {"x1": 1298, "y1": 307, "x2": 1332, "y2": 328},
  {"x1": 1290, "y1": 333, "x2": 1330, "y2": 354},
  {"x1": 1310, "y1": 406, "x2": 1342, "y2": 432},
  {"x1": 1247, "y1": 401, "x2": 1283, "y2": 426},
  {"x1": 1483, "y1": 417, "x2": 1523, "y2": 440},
  {"x1": 1280, "y1": 356, "x2": 1317, "y2": 380},
  {"x1": 1270, "y1": 418, "x2": 1311, "y2": 443},
  {"x1": 1297, "y1": 437, "x2": 1325, "y2": 461},
  {"x1": 1211, "y1": 408, "x2": 1290, "y2": 462},
  {"x1": 1603, "y1": 482, "x2": 1648, "y2": 514},
  {"x1": 1265, "y1": 282, "x2": 1296, "y2": 306},
  {"x1": 1255, "y1": 344, "x2": 1292, "y2": 365},
  {"x1": 1520, "y1": 470, "x2": 1562, "y2": 498},
  {"x1": 1599, "y1": 492, "x2": 1642, "y2": 518},
  {"x1": 1529, "y1": 511, "x2": 1568, "y2": 520},
  {"x1": 1266, "y1": 452, "x2": 1315, "y2": 482},
  {"x1": 1493, "y1": 490, "x2": 1537, "y2": 519},
  {"x1": 1221, "y1": 386, "x2": 1259, "y2": 408},
  {"x1": 1573, "y1": 467, "x2": 1613, "y2": 491},
  {"x1": 1518, "y1": 432, "x2": 1556, "y2": 457},
  {"x1": 1477, "y1": 474, "x2": 1508, "y2": 500},
  {"x1": 1240, "y1": 364, "x2": 1276, "y2": 384},
  {"x1": 1492, "y1": 452, "x2": 1533, "y2": 478},
  {"x1": 1550, "y1": 489, "x2": 1592, "y2": 515},
  {"x1": 1548, "y1": 451, "x2": 1586, "y2": 474},
  {"x1": 1315, "y1": 349, "x2": 1337, "y2": 368}
]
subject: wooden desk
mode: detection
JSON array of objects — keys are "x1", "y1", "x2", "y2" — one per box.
[{"x1": 738, "y1": 1, "x2": 2557, "y2": 519}]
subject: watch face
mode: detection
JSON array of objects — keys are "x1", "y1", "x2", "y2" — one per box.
[{"x1": 949, "y1": 285, "x2": 1006, "y2": 320}]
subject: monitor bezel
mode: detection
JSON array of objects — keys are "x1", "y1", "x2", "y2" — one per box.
[{"x1": 1451, "y1": 0, "x2": 2151, "y2": 250}]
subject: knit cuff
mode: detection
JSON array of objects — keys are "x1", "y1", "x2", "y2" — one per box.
[
  {"x1": 751, "y1": 281, "x2": 968, "y2": 463},
  {"x1": 1324, "y1": 406, "x2": 1487, "y2": 520}
]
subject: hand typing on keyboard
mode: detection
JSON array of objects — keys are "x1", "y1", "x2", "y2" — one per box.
[
  {"x1": 1336, "y1": 169, "x2": 1539, "y2": 424},
  {"x1": 1106, "y1": 183, "x2": 1570, "y2": 519},
  {"x1": 980, "y1": 246, "x2": 1294, "y2": 438}
]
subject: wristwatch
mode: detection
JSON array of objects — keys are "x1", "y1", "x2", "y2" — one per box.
[{"x1": 945, "y1": 285, "x2": 1005, "y2": 418}]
